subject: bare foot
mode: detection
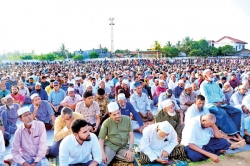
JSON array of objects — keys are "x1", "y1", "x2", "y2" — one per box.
[
  {"x1": 220, "y1": 150, "x2": 226, "y2": 155},
  {"x1": 228, "y1": 135, "x2": 240, "y2": 142},
  {"x1": 230, "y1": 140, "x2": 246, "y2": 149},
  {"x1": 235, "y1": 134, "x2": 244, "y2": 141}
]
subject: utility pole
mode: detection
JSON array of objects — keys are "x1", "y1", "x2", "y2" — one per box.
[{"x1": 109, "y1": 17, "x2": 115, "y2": 56}]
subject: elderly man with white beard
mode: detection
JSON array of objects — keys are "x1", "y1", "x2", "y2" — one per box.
[
  {"x1": 138, "y1": 121, "x2": 186, "y2": 165},
  {"x1": 155, "y1": 100, "x2": 181, "y2": 142}
]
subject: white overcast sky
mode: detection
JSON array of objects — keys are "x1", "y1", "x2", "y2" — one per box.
[{"x1": 0, "y1": 0, "x2": 250, "y2": 54}]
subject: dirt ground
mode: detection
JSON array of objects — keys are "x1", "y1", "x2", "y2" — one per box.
[{"x1": 200, "y1": 151, "x2": 250, "y2": 166}]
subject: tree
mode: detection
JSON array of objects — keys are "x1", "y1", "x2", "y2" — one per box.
[
  {"x1": 175, "y1": 41, "x2": 181, "y2": 48},
  {"x1": 189, "y1": 49, "x2": 203, "y2": 57},
  {"x1": 198, "y1": 39, "x2": 209, "y2": 56},
  {"x1": 152, "y1": 40, "x2": 161, "y2": 50},
  {"x1": 20, "y1": 55, "x2": 33, "y2": 60},
  {"x1": 89, "y1": 52, "x2": 99, "y2": 59},
  {"x1": 221, "y1": 45, "x2": 236, "y2": 56},
  {"x1": 166, "y1": 41, "x2": 172, "y2": 47},
  {"x1": 59, "y1": 43, "x2": 69, "y2": 59},
  {"x1": 208, "y1": 47, "x2": 219, "y2": 56},
  {"x1": 180, "y1": 36, "x2": 193, "y2": 55},
  {"x1": 73, "y1": 54, "x2": 84, "y2": 61},
  {"x1": 162, "y1": 46, "x2": 180, "y2": 57},
  {"x1": 190, "y1": 41, "x2": 199, "y2": 50}
]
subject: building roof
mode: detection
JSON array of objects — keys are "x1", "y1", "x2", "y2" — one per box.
[{"x1": 216, "y1": 36, "x2": 248, "y2": 44}]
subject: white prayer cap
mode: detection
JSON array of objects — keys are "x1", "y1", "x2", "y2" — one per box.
[
  {"x1": 18, "y1": 107, "x2": 30, "y2": 116},
  {"x1": 184, "y1": 84, "x2": 192, "y2": 89},
  {"x1": 68, "y1": 87, "x2": 75, "y2": 92},
  {"x1": 161, "y1": 99, "x2": 173, "y2": 108},
  {"x1": 75, "y1": 77, "x2": 81, "y2": 81},
  {"x1": 122, "y1": 80, "x2": 128, "y2": 85},
  {"x1": 178, "y1": 80, "x2": 184, "y2": 84},
  {"x1": 30, "y1": 93, "x2": 39, "y2": 100},
  {"x1": 159, "y1": 80, "x2": 164, "y2": 83},
  {"x1": 238, "y1": 85, "x2": 247, "y2": 90},
  {"x1": 117, "y1": 93, "x2": 126, "y2": 101},
  {"x1": 203, "y1": 69, "x2": 211, "y2": 75},
  {"x1": 35, "y1": 82, "x2": 41, "y2": 86},
  {"x1": 86, "y1": 84, "x2": 92, "y2": 88},
  {"x1": 158, "y1": 121, "x2": 172, "y2": 134},
  {"x1": 107, "y1": 102, "x2": 119, "y2": 113}
]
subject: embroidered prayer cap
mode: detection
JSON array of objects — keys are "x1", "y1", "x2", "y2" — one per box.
[
  {"x1": 18, "y1": 107, "x2": 30, "y2": 116},
  {"x1": 30, "y1": 93, "x2": 39, "y2": 100},
  {"x1": 107, "y1": 102, "x2": 119, "y2": 113},
  {"x1": 117, "y1": 93, "x2": 126, "y2": 101}
]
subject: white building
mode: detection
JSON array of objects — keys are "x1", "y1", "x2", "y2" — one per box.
[{"x1": 213, "y1": 36, "x2": 248, "y2": 52}]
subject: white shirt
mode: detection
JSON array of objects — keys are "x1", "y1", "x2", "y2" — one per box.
[
  {"x1": 61, "y1": 94, "x2": 82, "y2": 105},
  {"x1": 19, "y1": 87, "x2": 30, "y2": 96},
  {"x1": 185, "y1": 104, "x2": 210, "y2": 124},
  {"x1": 168, "y1": 80, "x2": 178, "y2": 91},
  {"x1": 59, "y1": 133, "x2": 102, "y2": 166},
  {"x1": 158, "y1": 93, "x2": 180, "y2": 111},
  {"x1": 150, "y1": 84, "x2": 157, "y2": 96},
  {"x1": 68, "y1": 79, "x2": 75, "y2": 85},
  {"x1": 242, "y1": 93, "x2": 250, "y2": 106},
  {"x1": 181, "y1": 116, "x2": 214, "y2": 148},
  {"x1": 139, "y1": 121, "x2": 178, "y2": 162},
  {"x1": 0, "y1": 132, "x2": 5, "y2": 164}
]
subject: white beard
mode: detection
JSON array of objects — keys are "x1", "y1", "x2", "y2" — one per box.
[{"x1": 167, "y1": 111, "x2": 176, "y2": 117}]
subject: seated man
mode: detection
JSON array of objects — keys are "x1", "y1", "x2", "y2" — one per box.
[
  {"x1": 173, "y1": 80, "x2": 184, "y2": 99},
  {"x1": 47, "y1": 107, "x2": 83, "y2": 158},
  {"x1": 75, "y1": 92, "x2": 100, "y2": 135},
  {"x1": 115, "y1": 80, "x2": 130, "y2": 99},
  {"x1": 59, "y1": 119, "x2": 105, "y2": 166},
  {"x1": 155, "y1": 100, "x2": 181, "y2": 141},
  {"x1": 130, "y1": 82, "x2": 153, "y2": 123},
  {"x1": 185, "y1": 95, "x2": 210, "y2": 124},
  {"x1": 1, "y1": 95, "x2": 20, "y2": 137},
  {"x1": 60, "y1": 87, "x2": 82, "y2": 111},
  {"x1": 45, "y1": 79, "x2": 54, "y2": 95},
  {"x1": 0, "y1": 84, "x2": 11, "y2": 103},
  {"x1": 26, "y1": 77, "x2": 35, "y2": 93},
  {"x1": 229, "y1": 85, "x2": 247, "y2": 106},
  {"x1": 138, "y1": 121, "x2": 185, "y2": 165},
  {"x1": 200, "y1": 69, "x2": 243, "y2": 141},
  {"x1": 117, "y1": 93, "x2": 144, "y2": 133},
  {"x1": 179, "y1": 84, "x2": 197, "y2": 112},
  {"x1": 222, "y1": 82, "x2": 234, "y2": 105},
  {"x1": 243, "y1": 106, "x2": 250, "y2": 144},
  {"x1": 152, "y1": 80, "x2": 166, "y2": 105},
  {"x1": 93, "y1": 88, "x2": 110, "y2": 123},
  {"x1": 75, "y1": 77, "x2": 85, "y2": 96},
  {"x1": 18, "y1": 81, "x2": 31, "y2": 104},
  {"x1": 60, "y1": 76, "x2": 69, "y2": 92},
  {"x1": 48, "y1": 81, "x2": 66, "y2": 115},
  {"x1": 30, "y1": 82, "x2": 48, "y2": 100},
  {"x1": 10, "y1": 85, "x2": 24, "y2": 106},
  {"x1": 29, "y1": 93, "x2": 55, "y2": 130},
  {"x1": 11, "y1": 107, "x2": 49, "y2": 165},
  {"x1": 99, "y1": 102, "x2": 134, "y2": 165},
  {"x1": 181, "y1": 114, "x2": 230, "y2": 162}
]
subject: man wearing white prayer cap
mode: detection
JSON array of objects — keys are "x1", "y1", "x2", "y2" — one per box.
[
  {"x1": 173, "y1": 80, "x2": 185, "y2": 99},
  {"x1": 99, "y1": 102, "x2": 135, "y2": 165},
  {"x1": 11, "y1": 106, "x2": 49, "y2": 165},
  {"x1": 117, "y1": 93, "x2": 145, "y2": 133},
  {"x1": 155, "y1": 100, "x2": 181, "y2": 141},
  {"x1": 138, "y1": 121, "x2": 184, "y2": 165},
  {"x1": 179, "y1": 83, "x2": 197, "y2": 112}
]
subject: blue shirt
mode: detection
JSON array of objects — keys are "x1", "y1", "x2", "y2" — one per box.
[
  {"x1": 61, "y1": 83, "x2": 69, "y2": 92},
  {"x1": 48, "y1": 89, "x2": 66, "y2": 106},
  {"x1": 5, "y1": 81, "x2": 12, "y2": 91},
  {"x1": 31, "y1": 89, "x2": 48, "y2": 100},
  {"x1": 130, "y1": 92, "x2": 150, "y2": 114},
  {"x1": 244, "y1": 116, "x2": 250, "y2": 133},
  {"x1": 200, "y1": 80, "x2": 225, "y2": 108},
  {"x1": 173, "y1": 86, "x2": 184, "y2": 98},
  {"x1": 0, "y1": 90, "x2": 11, "y2": 98},
  {"x1": 30, "y1": 100, "x2": 54, "y2": 123},
  {"x1": 119, "y1": 102, "x2": 144, "y2": 127},
  {"x1": 112, "y1": 77, "x2": 118, "y2": 86}
]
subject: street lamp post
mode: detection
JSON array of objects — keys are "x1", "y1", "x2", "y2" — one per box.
[{"x1": 109, "y1": 17, "x2": 115, "y2": 57}]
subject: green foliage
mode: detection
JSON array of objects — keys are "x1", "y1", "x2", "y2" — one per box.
[
  {"x1": 20, "y1": 55, "x2": 33, "y2": 60},
  {"x1": 7, "y1": 54, "x2": 21, "y2": 61},
  {"x1": 220, "y1": 45, "x2": 236, "y2": 56},
  {"x1": 152, "y1": 40, "x2": 161, "y2": 50},
  {"x1": 190, "y1": 41, "x2": 199, "y2": 50},
  {"x1": 208, "y1": 47, "x2": 219, "y2": 56},
  {"x1": 89, "y1": 52, "x2": 99, "y2": 59},
  {"x1": 189, "y1": 49, "x2": 203, "y2": 57},
  {"x1": 73, "y1": 54, "x2": 84, "y2": 61},
  {"x1": 115, "y1": 49, "x2": 129, "y2": 54},
  {"x1": 162, "y1": 46, "x2": 180, "y2": 57},
  {"x1": 59, "y1": 43, "x2": 69, "y2": 59},
  {"x1": 180, "y1": 36, "x2": 193, "y2": 55}
]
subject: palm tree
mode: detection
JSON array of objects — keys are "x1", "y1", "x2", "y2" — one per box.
[
  {"x1": 59, "y1": 43, "x2": 69, "y2": 59},
  {"x1": 153, "y1": 40, "x2": 161, "y2": 50},
  {"x1": 180, "y1": 36, "x2": 193, "y2": 55},
  {"x1": 166, "y1": 41, "x2": 172, "y2": 47},
  {"x1": 175, "y1": 41, "x2": 181, "y2": 48}
]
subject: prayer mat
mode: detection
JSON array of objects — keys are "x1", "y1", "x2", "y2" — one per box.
[{"x1": 49, "y1": 157, "x2": 59, "y2": 166}]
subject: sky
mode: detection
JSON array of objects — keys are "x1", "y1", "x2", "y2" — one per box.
[{"x1": 0, "y1": 0, "x2": 250, "y2": 54}]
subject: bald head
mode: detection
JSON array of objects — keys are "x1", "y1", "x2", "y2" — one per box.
[{"x1": 201, "y1": 113, "x2": 216, "y2": 128}]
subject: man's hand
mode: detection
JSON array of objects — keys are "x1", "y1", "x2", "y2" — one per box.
[
  {"x1": 209, "y1": 154, "x2": 220, "y2": 163},
  {"x1": 89, "y1": 126, "x2": 94, "y2": 132},
  {"x1": 34, "y1": 105, "x2": 39, "y2": 111},
  {"x1": 88, "y1": 161, "x2": 99, "y2": 166},
  {"x1": 51, "y1": 124, "x2": 54, "y2": 130},
  {"x1": 147, "y1": 110, "x2": 153, "y2": 117},
  {"x1": 92, "y1": 126, "x2": 98, "y2": 133},
  {"x1": 22, "y1": 162, "x2": 31, "y2": 166},
  {"x1": 124, "y1": 150, "x2": 133, "y2": 161},
  {"x1": 54, "y1": 106, "x2": 59, "y2": 112},
  {"x1": 141, "y1": 113, "x2": 147, "y2": 118},
  {"x1": 138, "y1": 126, "x2": 144, "y2": 133},
  {"x1": 156, "y1": 158, "x2": 168, "y2": 164},
  {"x1": 65, "y1": 117, "x2": 74, "y2": 129},
  {"x1": 161, "y1": 150, "x2": 169, "y2": 158},
  {"x1": 102, "y1": 152, "x2": 108, "y2": 164}
]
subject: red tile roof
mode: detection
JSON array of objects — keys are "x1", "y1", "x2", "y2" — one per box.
[{"x1": 216, "y1": 36, "x2": 248, "y2": 44}]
